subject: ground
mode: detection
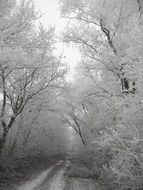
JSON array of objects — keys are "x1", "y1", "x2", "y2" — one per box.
[{"x1": 9, "y1": 160, "x2": 99, "y2": 190}]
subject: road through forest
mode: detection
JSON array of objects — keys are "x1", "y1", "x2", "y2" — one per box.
[{"x1": 16, "y1": 160, "x2": 96, "y2": 190}]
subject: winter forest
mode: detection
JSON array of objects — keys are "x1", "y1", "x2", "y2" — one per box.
[{"x1": 0, "y1": 0, "x2": 143, "y2": 189}]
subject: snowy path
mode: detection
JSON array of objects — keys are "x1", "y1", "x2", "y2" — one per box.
[
  {"x1": 49, "y1": 168, "x2": 65, "y2": 190},
  {"x1": 16, "y1": 160, "x2": 96, "y2": 190},
  {"x1": 17, "y1": 167, "x2": 53, "y2": 190},
  {"x1": 69, "y1": 178, "x2": 96, "y2": 190},
  {"x1": 17, "y1": 160, "x2": 63, "y2": 190}
]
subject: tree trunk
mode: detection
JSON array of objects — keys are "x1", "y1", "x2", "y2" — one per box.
[
  {"x1": 0, "y1": 117, "x2": 15, "y2": 156},
  {"x1": 0, "y1": 128, "x2": 8, "y2": 156}
]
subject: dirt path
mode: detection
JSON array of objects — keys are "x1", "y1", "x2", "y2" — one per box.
[
  {"x1": 16, "y1": 160, "x2": 97, "y2": 190},
  {"x1": 17, "y1": 160, "x2": 65, "y2": 190},
  {"x1": 37, "y1": 160, "x2": 65, "y2": 190},
  {"x1": 48, "y1": 168, "x2": 65, "y2": 190},
  {"x1": 17, "y1": 167, "x2": 53, "y2": 190}
]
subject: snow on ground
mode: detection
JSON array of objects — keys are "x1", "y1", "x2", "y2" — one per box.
[
  {"x1": 16, "y1": 160, "x2": 97, "y2": 190},
  {"x1": 17, "y1": 167, "x2": 53, "y2": 190},
  {"x1": 49, "y1": 168, "x2": 65, "y2": 190},
  {"x1": 69, "y1": 178, "x2": 96, "y2": 190}
]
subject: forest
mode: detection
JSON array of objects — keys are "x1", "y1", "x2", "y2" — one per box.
[{"x1": 0, "y1": 0, "x2": 143, "y2": 190}]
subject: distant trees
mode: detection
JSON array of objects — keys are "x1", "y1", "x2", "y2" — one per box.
[{"x1": 10, "y1": 95, "x2": 69, "y2": 158}]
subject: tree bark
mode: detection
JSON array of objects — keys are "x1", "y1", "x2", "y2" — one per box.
[
  {"x1": 73, "y1": 115, "x2": 86, "y2": 146},
  {"x1": 0, "y1": 117, "x2": 15, "y2": 156},
  {"x1": 0, "y1": 128, "x2": 8, "y2": 156}
]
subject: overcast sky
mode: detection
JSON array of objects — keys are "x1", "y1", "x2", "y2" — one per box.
[{"x1": 34, "y1": 0, "x2": 81, "y2": 81}]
